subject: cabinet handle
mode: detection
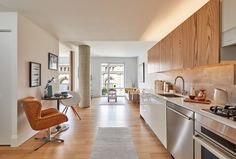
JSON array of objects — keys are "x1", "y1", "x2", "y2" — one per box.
[
  {"x1": 167, "y1": 106, "x2": 192, "y2": 120},
  {"x1": 0, "y1": 29, "x2": 11, "y2": 32}
]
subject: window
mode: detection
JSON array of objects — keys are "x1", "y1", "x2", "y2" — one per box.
[{"x1": 101, "y1": 63, "x2": 125, "y2": 96}]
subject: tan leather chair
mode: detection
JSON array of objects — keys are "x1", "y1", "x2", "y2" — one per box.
[{"x1": 22, "y1": 97, "x2": 68, "y2": 150}]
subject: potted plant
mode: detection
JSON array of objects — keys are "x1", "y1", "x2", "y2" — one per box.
[{"x1": 102, "y1": 87, "x2": 107, "y2": 95}]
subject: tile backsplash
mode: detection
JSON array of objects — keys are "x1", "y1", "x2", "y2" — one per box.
[{"x1": 148, "y1": 64, "x2": 236, "y2": 104}]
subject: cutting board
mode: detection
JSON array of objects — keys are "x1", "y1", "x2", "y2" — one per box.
[{"x1": 184, "y1": 98, "x2": 211, "y2": 104}]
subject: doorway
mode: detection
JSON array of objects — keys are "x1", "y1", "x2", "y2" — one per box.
[{"x1": 101, "y1": 63, "x2": 125, "y2": 96}]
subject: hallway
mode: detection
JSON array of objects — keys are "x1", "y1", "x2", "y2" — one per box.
[{"x1": 0, "y1": 97, "x2": 171, "y2": 159}]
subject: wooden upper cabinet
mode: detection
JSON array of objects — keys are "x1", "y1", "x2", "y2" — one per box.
[
  {"x1": 147, "y1": 48, "x2": 153, "y2": 73},
  {"x1": 148, "y1": 43, "x2": 160, "y2": 73},
  {"x1": 153, "y1": 43, "x2": 160, "y2": 72},
  {"x1": 196, "y1": 0, "x2": 220, "y2": 66},
  {"x1": 159, "y1": 34, "x2": 174, "y2": 72},
  {"x1": 172, "y1": 25, "x2": 183, "y2": 70},
  {"x1": 165, "y1": 34, "x2": 173, "y2": 71},
  {"x1": 159, "y1": 39, "x2": 165, "y2": 71},
  {"x1": 147, "y1": 0, "x2": 220, "y2": 73},
  {"x1": 182, "y1": 14, "x2": 197, "y2": 68}
]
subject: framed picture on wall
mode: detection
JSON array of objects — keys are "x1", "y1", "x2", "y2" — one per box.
[
  {"x1": 48, "y1": 53, "x2": 58, "y2": 70},
  {"x1": 139, "y1": 62, "x2": 145, "y2": 83},
  {"x1": 29, "y1": 62, "x2": 41, "y2": 87}
]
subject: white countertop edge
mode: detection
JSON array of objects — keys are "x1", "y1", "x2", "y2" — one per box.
[{"x1": 142, "y1": 89, "x2": 236, "y2": 129}]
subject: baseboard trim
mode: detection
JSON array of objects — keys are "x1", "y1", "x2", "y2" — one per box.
[{"x1": 11, "y1": 129, "x2": 36, "y2": 147}]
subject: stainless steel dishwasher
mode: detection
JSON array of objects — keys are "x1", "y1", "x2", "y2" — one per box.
[{"x1": 166, "y1": 101, "x2": 194, "y2": 159}]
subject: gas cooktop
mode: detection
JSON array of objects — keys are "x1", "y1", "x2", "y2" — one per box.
[{"x1": 204, "y1": 105, "x2": 236, "y2": 121}]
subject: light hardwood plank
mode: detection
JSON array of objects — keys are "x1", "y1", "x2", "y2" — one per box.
[{"x1": 0, "y1": 97, "x2": 171, "y2": 159}]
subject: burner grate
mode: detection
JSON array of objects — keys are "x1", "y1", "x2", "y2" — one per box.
[{"x1": 209, "y1": 105, "x2": 236, "y2": 120}]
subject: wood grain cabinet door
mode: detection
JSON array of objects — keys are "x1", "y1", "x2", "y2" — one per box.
[
  {"x1": 165, "y1": 34, "x2": 173, "y2": 71},
  {"x1": 148, "y1": 44, "x2": 160, "y2": 73},
  {"x1": 147, "y1": 49, "x2": 153, "y2": 73},
  {"x1": 147, "y1": 0, "x2": 220, "y2": 72},
  {"x1": 160, "y1": 39, "x2": 168, "y2": 71},
  {"x1": 148, "y1": 46, "x2": 157, "y2": 73},
  {"x1": 182, "y1": 14, "x2": 197, "y2": 68},
  {"x1": 172, "y1": 25, "x2": 184, "y2": 70},
  {"x1": 196, "y1": 0, "x2": 220, "y2": 66},
  {"x1": 154, "y1": 43, "x2": 161, "y2": 72}
]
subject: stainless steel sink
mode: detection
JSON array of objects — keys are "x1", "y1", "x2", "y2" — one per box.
[{"x1": 158, "y1": 93, "x2": 182, "y2": 98}]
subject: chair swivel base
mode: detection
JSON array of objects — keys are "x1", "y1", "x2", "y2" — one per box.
[
  {"x1": 34, "y1": 129, "x2": 65, "y2": 151},
  {"x1": 51, "y1": 124, "x2": 69, "y2": 134},
  {"x1": 34, "y1": 136, "x2": 64, "y2": 151}
]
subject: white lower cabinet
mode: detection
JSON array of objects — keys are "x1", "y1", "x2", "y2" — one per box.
[
  {"x1": 140, "y1": 93, "x2": 167, "y2": 148},
  {"x1": 140, "y1": 103, "x2": 151, "y2": 125}
]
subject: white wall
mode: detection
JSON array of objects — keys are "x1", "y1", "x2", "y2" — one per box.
[
  {"x1": 91, "y1": 57, "x2": 138, "y2": 97},
  {"x1": 0, "y1": 12, "x2": 18, "y2": 145},
  {"x1": 58, "y1": 43, "x2": 79, "y2": 92},
  {"x1": 15, "y1": 14, "x2": 59, "y2": 146}
]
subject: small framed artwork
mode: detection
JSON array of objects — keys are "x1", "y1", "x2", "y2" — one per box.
[
  {"x1": 139, "y1": 62, "x2": 145, "y2": 83},
  {"x1": 48, "y1": 53, "x2": 58, "y2": 70},
  {"x1": 29, "y1": 62, "x2": 41, "y2": 87}
]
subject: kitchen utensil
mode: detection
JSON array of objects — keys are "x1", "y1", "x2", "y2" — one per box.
[
  {"x1": 213, "y1": 88, "x2": 228, "y2": 105},
  {"x1": 184, "y1": 98, "x2": 211, "y2": 104},
  {"x1": 169, "y1": 90, "x2": 175, "y2": 94},
  {"x1": 197, "y1": 89, "x2": 206, "y2": 101},
  {"x1": 155, "y1": 80, "x2": 164, "y2": 93},
  {"x1": 164, "y1": 82, "x2": 172, "y2": 92},
  {"x1": 189, "y1": 87, "x2": 196, "y2": 99}
]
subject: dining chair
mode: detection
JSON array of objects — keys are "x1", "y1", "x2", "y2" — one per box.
[
  {"x1": 108, "y1": 88, "x2": 117, "y2": 102},
  {"x1": 60, "y1": 91, "x2": 81, "y2": 120}
]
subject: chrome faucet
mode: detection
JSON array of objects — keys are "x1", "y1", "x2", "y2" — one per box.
[{"x1": 174, "y1": 76, "x2": 187, "y2": 95}]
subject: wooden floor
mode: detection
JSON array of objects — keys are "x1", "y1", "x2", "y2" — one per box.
[{"x1": 0, "y1": 97, "x2": 171, "y2": 159}]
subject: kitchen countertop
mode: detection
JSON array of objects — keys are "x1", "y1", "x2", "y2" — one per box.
[{"x1": 142, "y1": 90, "x2": 236, "y2": 129}]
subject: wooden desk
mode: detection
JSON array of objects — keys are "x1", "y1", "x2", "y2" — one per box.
[{"x1": 42, "y1": 94, "x2": 72, "y2": 110}]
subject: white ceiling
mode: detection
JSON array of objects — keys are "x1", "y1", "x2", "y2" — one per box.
[{"x1": 0, "y1": 0, "x2": 209, "y2": 57}]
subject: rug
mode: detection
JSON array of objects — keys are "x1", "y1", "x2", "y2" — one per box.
[{"x1": 91, "y1": 127, "x2": 138, "y2": 159}]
